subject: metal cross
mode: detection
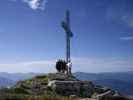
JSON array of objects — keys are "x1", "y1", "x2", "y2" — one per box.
[{"x1": 61, "y1": 10, "x2": 73, "y2": 64}]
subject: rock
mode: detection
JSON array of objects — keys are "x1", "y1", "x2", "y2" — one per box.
[
  {"x1": 95, "y1": 90, "x2": 113, "y2": 99},
  {"x1": 15, "y1": 75, "x2": 49, "y2": 94},
  {"x1": 13, "y1": 73, "x2": 125, "y2": 99},
  {"x1": 48, "y1": 73, "x2": 78, "y2": 81},
  {"x1": 94, "y1": 85, "x2": 111, "y2": 94},
  {"x1": 78, "y1": 97, "x2": 98, "y2": 100},
  {"x1": 99, "y1": 96, "x2": 133, "y2": 100},
  {"x1": 48, "y1": 80, "x2": 94, "y2": 97},
  {"x1": 92, "y1": 85, "x2": 121, "y2": 99}
]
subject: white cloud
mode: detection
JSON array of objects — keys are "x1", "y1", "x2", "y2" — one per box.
[
  {"x1": 0, "y1": 60, "x2": 55, "y2": 73},
  {"x1": 0, "y1": 57, "x2": 132, "y2": 73},
  {"x1": 23, "y1": 0, "x2": 47, "y2": 10},
  {"x1": 72, "y1": 57, "x2": 133, "y2": 73},
  {"x1": 120, "y1": 36, "x2": 133, "y2": 41},
  {"x1": 108, "y1": 12, "x2": 133, "y2": 28},
  {"x1": 106, "y1": 4, "x2": 133, "y2": 28},
  {"x1": 121, "y1": 15, "x2": 133, "y2": 28},
  {"x1": 10, "y1": 0, "x2": 48, "y2": 10}
]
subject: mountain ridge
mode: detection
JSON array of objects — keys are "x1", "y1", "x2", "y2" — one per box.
[
  {"x1": 74, "y1": 72, "x2": 133, "y2": 96},
  {"x1": 0, "y1": 72, "x2": 133, "y2": 96}
]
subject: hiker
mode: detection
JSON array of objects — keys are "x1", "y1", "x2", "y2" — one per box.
[{"x1": 67, "y1": 61, "x2": 72, "y2": 74}]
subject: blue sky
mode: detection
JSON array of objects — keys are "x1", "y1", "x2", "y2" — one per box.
[{"x1": 0, "y1": 0, "x2": 133, "y2": 73}]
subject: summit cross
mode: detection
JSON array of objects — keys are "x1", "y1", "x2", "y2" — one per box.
[{"x1": 61, "y1": 10, "x2": 73, "y2": 64}]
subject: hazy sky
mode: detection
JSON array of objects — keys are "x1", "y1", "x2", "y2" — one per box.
[{"x1": 0, "y1": 0, "x2": 133, "y2": 73}]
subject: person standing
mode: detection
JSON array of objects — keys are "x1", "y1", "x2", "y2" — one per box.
[{"x1": 67, "y1": 61, "x2": 72, "y2": 75}]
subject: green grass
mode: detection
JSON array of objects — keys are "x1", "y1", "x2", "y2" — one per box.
[{"x1": 0, "y1": 91, "x2": 78, "y2": 100}]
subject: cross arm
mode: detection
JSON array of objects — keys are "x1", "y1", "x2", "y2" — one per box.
[{"x1": 61, "y1": 21, "x2": 73, "y2": 37}]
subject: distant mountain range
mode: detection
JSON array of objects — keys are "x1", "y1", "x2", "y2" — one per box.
[
  {"x1": 0, "y1": 72, "x2": 133, "y2": 96},
  {"x1": 74, "y1": 72, "x2": 133, "y2": 96},
  {"x1": 0, "y1": 72, "x2": 40, "y2": 88},
  {"x1": 0, "y1": 72, "x2": 39, "y2": 82},
  {"x1": 0, "y1": 76, "x2": 15, "y2": 87}
]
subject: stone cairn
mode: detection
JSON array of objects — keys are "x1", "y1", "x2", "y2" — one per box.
[
  {"x1": 47, "y1": 59, "x2": 95, "y2": 97},
  {"x1": 47, "y1": 60, "x2": 120, "y2": 99}
]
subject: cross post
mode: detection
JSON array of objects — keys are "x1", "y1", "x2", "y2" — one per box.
[{"x1": 61, "y1": 10, "x2": 73, "y2": 63}]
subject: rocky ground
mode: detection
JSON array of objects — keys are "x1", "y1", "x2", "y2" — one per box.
[{"x1": 0, "y1": 73, "x2": 132, "y2": 100}]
